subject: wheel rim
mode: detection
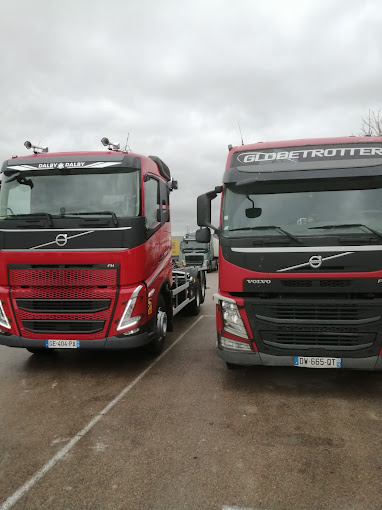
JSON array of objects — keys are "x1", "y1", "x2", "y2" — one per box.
[
  {"x1": 157, "y1": 308, "x2": 167, "y2": 340},
  {"x1": 201, "y1": 278, "x2": 205, "y2": 297}
]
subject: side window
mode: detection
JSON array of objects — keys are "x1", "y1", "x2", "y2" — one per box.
[
  {"x1": 144, "y1": 177, "x2": 159, "y2": 229},
  {"x1": 159, "y1": 179, "x2": 170, "y2": 223}
]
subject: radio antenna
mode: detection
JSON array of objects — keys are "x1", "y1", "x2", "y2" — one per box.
[
  {"x1": 122, "y1": 133, "x2": 130, "y2": 153},
  {"x1": 238, "y1": 121, "x2": 244, "y2": 145}
]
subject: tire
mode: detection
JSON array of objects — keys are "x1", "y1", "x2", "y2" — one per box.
[
  {"x1": 187, "y1": 280, "x2": 201, "y2": 316},
  {"x1": 146, "y1": 295, "x2": 167, "y2": 356},
  {"x1": 199, "y1": 273, "x2": 206, "y2": 304},
  {"x1": 207, "y1": 262, "x2": 212, "y2": 273},
  {"x1": 26, "y1": 348, "x2": 55, "y2": 354}
]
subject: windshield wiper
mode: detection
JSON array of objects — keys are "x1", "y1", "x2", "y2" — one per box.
[
  {"x1": 6, "y1": 213, "x2": 53, "y2": 227},
  {"x1": 308, "y1": 223, "x2": 382, "y2": 241},
  {"x1": 229, "y1": 225, "x2": 303, "y2": 244},
  {"x1": 62, "y1": 211, "x2": 119, "y2": 226}
]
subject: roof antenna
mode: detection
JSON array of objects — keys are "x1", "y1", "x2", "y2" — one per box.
[
  {"x1": 122, "y1": 133, "x2": 131, "y2": 153},
  {"x1": 238, "y1": 121, "x2": 244, "y2": 145}
]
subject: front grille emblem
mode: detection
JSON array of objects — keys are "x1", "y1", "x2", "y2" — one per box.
[
  {"x1": 309, "y1": 255, "x2": 323, "y2": 269},
  {"x1": 55, "y1": 233, "x2": 68, "y2": 247}
]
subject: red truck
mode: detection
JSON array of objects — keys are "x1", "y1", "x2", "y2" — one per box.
[
  {"x1": 0, "y1": 139, "x2": 205, "y2": 354},
  {"x1": 197, "y1": 136, "x2": 382, "y2": 370}
]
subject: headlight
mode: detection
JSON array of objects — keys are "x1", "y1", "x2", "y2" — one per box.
[
  {"x1": 117, "y1": 285, "x2": 143, "y2": 332},
  {"x1": 221, "y1": 300, "x2": 248, "y2": 339},
  {"x1": 0, "y1": 302, "x2": 10, "y2": 329}
]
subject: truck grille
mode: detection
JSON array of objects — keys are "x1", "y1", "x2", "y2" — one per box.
[
  {"x1": 9, "y1": 268, "x2": 116, "y2": 287},
  {"x1": 16, "y1": 299, "x2": 110, "y2": 313},
  {"x1": 261, "y1": 331, "x2": 375, "y2": 350},
  {"x1": 281, "y1": 279, "x2": 351, "y2": 288},
  {"x1": 22, "y1": 320, "x2": 105, "y2": 334},
  {"x1": 9, "y1": 265, "x2": 118, "y2": 339},
  {"x1": 185, "y1": 255, "x2": 204, "y2": 264},
  {"x1": 255, "y1": 303, "x2": 380, "y2": 323}
]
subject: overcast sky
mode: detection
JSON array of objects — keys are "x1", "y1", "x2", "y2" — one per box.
[{"x1": 1, "y1": 0, "x2": 381, "y2": 235}]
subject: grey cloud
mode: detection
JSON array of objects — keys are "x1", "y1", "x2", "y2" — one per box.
[{"x1": 1, "y1": 0, "x2": 382, "y2": 235}]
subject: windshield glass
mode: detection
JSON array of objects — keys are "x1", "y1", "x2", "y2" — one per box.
[
  {"x1": 181, "y1": 240, "x2": 208, "y2": 250},
  {"x1": 0, "y1": 168, "x2": 140, "y2": 218},
  {"x1": 222, "y1": 180, "x2": 382, "y2": 238}
]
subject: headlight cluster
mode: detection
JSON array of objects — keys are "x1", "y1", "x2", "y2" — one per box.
[
  {"x1": 117, "y1": 285, "x2": 143, "y2": 332},
  {"x1": 0, "y1": 302, "x2": 10, "y2": 330},
  {"x1": 221, "y1": 301, "x2": 248, "y2": 339}
]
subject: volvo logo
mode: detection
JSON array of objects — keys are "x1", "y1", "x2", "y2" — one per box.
[
  {"x1": 277, "y1": 251, "x2": 354, "y2": 273},
  {"x1": 55, "y1": 233, "x2": 68, "y2": 247},
  {"x1": 309, "y1": 255, "x2": 323, "y2": 269}
]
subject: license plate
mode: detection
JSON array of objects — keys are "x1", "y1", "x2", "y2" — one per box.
[
  {"x1": 294, "y1": 356, "x2": 341, "y2": 368},
  {"x1": 46, "y1": 340, "x2": 80, "y2": 349}
]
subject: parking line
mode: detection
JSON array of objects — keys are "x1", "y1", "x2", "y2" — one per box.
[{"x1": 0, "y1": 315, "x2": 206, "y2": 510}]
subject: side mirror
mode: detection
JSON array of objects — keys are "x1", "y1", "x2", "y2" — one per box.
[
  {"x1": 196, "y1": 227, "x2": 211, "y2": 243},
  {"x1": 197, "y1": 194, "x2": 212, "y2": 226},
  {"x1": 162, "y1": 209, "x2": 169, "y2": 222},
  {"x1": 157, "y1": 208, "x2": 170, "y2": 223},
  {"x1": 197, "y1": 190, "x2": 220, "y2": 233},
  {"x1": 245, "y1": 207, "x2": 262, "y2": 218}
]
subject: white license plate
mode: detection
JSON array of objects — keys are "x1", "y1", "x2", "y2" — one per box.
[
  {"x1": 46, "y1": 340, "x2": 80, "y2": 349},
  {"x1": 294, "y1": 356, "x2": 341, "y2": 368}
]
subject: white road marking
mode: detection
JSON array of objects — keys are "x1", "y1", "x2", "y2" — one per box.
[
  {"x1": 0, "y1": 315, "x2": 206, "y2": 510},
  {"x1": 222, "y1": 506, "x2": 256, "y2": 510}
]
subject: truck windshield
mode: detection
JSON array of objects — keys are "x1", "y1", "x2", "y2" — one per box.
[
  {"x1": 182, "y1": 241, "x2": 208, "y2": 250},
  {"x1": 0, "y1": 168, "x2": 140, "y2": 218},
  {"x1": 222, "y1": 181, "x2": 382, "y2": 238}
]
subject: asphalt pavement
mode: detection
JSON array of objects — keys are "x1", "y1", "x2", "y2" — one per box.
[{"x1": 1, "y1": 272, "x2": 382, "y2": 510}]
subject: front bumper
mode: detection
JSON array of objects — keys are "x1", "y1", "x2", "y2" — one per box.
[
  {"x1": 218, "y1": 347, "x2": 382, "y2": 370},
  {"x1": 0, "y1": 330, "x2": 156, "y2": 350}
]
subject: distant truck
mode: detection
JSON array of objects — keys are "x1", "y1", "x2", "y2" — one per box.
[{"x1": 181, "y1": 232, "x2": 218, "y2": 272}]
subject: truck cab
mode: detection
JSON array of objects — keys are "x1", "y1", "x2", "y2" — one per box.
[
  {"x1": 197, "y1": 136, "x2": 382, "y2": 370},
  {"x1": 181, "y1": 232, "x2": 218, "y2": 272},
  {"x1": 0, "y1": 140, "x2": 202, "y2": 354}
]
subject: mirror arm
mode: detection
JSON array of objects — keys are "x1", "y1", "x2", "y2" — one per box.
[{"x1": 205, "y1": 221, "x2": 220, "y2": 234}]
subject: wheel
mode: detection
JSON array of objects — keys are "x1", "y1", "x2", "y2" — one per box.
[
  {"x1": 187, "y1": 280, "x2": 201, "y2": 316},
  {"x1": 226, "y1": 362, "x2": 245, "y2": 370},
  {"x1": 207, "y1": 262, "x2": 212, "y2": 273},
  {"x1": 146, "y1": 295, "x2": 167, "y2": 356},
  {"x1": 199, "y1": 273, "x2": 206, "y2": 304},
  {"x1": 26, "y1": 348, "x2": 55, "y2": 354}
]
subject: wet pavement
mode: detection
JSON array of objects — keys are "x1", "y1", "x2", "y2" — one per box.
[{"x1": 1, "y1": 272, "x2": 382, "y2": 510}]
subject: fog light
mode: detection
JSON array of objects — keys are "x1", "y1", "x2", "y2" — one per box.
[
  {"x1": 220, "y1": 336, "x2": 251, "y2": 351},
  {"x1": 123, "y1": 327, "x2": 140, "y2": 336}
]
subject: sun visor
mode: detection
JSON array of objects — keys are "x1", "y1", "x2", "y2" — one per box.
[
  {"x1": 148, "y1": 156, "x2": 171, "y2": 181},
  {"x1": 225, "y1": 144, "x2": 382, "y2": 185}
]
